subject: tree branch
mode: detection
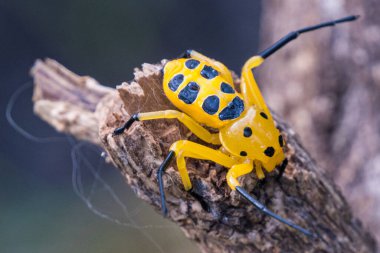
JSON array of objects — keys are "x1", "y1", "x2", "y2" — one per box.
[{"x1": 31, "y1": 58, "x2": 376, "y2": 252}]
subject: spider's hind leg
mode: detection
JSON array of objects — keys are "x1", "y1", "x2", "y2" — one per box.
[
  {"x1": 158, "y1": 140, "x2": 236, "y2": 216},
  {"x1": 276, "y1": 158, "x2": 288, "y2": 181}
]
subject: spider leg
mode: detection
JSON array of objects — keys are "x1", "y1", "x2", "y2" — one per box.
[
  {"x1": 240, "y1": 15, "x2": 359, "y2": 115},
  {"x1": 259, "y1": 15, "x2": 359, "y2": 59},
  {"x1": 113, "y1": 114, "x2": 139, "y2": 136},
  {"x1": 240, "y1": 56, "x2": 270, "y2": 115},
  {"x1": 236, "y1": 186, "x2": 314, "y2": 238},
  {"x1": 158, "y1": 140, "x2": 236, "y2": 216},
  {"x1": 157, "y1": 150, "x2": 175, "y2": 216},
  {"x1": 227, "y1": 163, "x2": 314, "y2": 237},
  {"x1": 113, "y1": 110, "x2": 220, "y2": 144}
]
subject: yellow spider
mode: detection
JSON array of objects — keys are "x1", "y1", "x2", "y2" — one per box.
[{"x1": 114, "y1": 15, "x2": 359, "y2": 237}]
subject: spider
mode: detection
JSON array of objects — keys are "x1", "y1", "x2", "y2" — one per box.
[{"x1": 113, "y1": 15, "x2": 359, "y2": 237}]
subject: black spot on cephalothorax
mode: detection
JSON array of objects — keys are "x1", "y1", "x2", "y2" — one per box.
[
  {"x1": 279, "y1": 135, "x2": 284, "y2": 147},
  {"x1": 201, "y1": 65, "x2": 218, "y2": 79},
  {"x1": 240, "y1": 151, "x2": 247, "y2": 156},
  {"x1": 243, "y1": 127, "x2": 252, "y2": 137},
  {"x1": 202, "y1": 95, "x2": 220, "y2": 115},
  {"x1": 178, "y1": 82, "x2": 200, "y2": 104},
  {"x1": 219, "y1": 97, "x2": 245, "y2": 121},
  {"x1": 264, "y1": 147, "x2": 275, "y2": 157},
  {"x1": 260, "y1": 112, "x2": 268, "y2": 119},
  {"x1": 168, "y1": 74, "x2": 184, "y2": 91},
  {"x1": 185, "y1": 59, "x2": 200, "y2": 69},
  {"x1": 220, "y1": 82, "x2": 235, "y2": 94}
]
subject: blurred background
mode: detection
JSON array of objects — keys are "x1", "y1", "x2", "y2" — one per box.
[{"x1": 1, "y1": 1, "x2": 262, "y2": 252}]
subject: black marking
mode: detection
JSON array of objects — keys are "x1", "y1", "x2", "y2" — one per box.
[
  {"x1": 179, "y1": 49, "x2": 192, "y2": 58},
  {"x1": 260, "y1": 112, "x2": 268, "y2": 119},
  {"x1": 240, "y1": 151, "x2": 247, "y2": 156},
  {"x1": 202, "y1": 95, "x2": 220, "y2": 115},
  {"x1": 279, "y1": 135, "x2": 284, "y2": 147},
  {"x1": 113, "y1": 114, "x2": 139, "y2": 136},
  {"x1": 157, "y1": 150, "x2": 176, "y2": 216},
  {"x1": 219, "y1": 97, "x2": 245, "y2": 121},
  {"x1": 235, "y1": 185, "x2": 315, "y2": 237},
  {"x1": 243, "y1": 127, "x2": 252, "y2": 137},
  {"x1": 168, "y1": 74, "x2": 184, "y2": 91},
  {"x1": 220, "y1": 82, "x2": 235, "y2": 94},
  {"x1": 189, "y1": 180, "x2": 211, "y2": 212},
  {"x1": 178, "y1": 82, "x2": 200, "y2": 104},
  {"x1": 259, "y1": 16, "x2": 359, "y2": 59},
  {"x1": 264, "y1": 147, "x2": 275, "y2": 157},
  {"x1": 201, "y1": 65, "x2": 218, "y2": 79},
  {"x1": 276, "y1": 158, "x2": 288, "y2": 180},
  {"x1": 185, "y1": 59, "x2": 200, "y2": 69}
]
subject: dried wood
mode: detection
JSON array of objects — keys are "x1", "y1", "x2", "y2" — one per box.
[{"x1": 31, "y1": 58, "x2": 376, "y2": 253}]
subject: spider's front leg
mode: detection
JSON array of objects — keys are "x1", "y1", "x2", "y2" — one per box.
[
  {"x1": 113, "y1": 110, "x2": 220, "y2": 145},
  {"x1": 157, "y1": 140, "x2": 236, "y2": 216}
]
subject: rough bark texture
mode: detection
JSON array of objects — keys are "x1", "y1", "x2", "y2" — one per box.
[
  {"x1": 258, "y1": 0, "x2": 380, "y2": 246},
  {"x1": 31, "y1": 59, "x2": 376, "y2": 253}
]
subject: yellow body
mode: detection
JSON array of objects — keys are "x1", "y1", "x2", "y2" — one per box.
[
  {"x1": 163, "y1": 57, "x2": 242, "y2": 129},
  {"x1": 137, "y1": 51, "x2": 285, "y2": 191}
]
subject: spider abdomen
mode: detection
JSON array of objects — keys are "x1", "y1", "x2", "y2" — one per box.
[{"x1": 163, "y1": 58, "x2": 244, "y2": 129}]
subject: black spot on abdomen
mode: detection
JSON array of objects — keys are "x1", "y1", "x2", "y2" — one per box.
[
  {"x1": 219, "y1": 97, "x2": 244, "y2": 120},
  {"x1": 220, "y1": 82, "x2": 235, "y2": 94},
  {"x1": 168, "y1": 74, "x2": 184, "y2": 91},
  {"x1": 185, "y1": 59, "x2": 200, "y2": 69},
  {"x1": 202, "y1": 95, "x2": 220, "y2": 115},
  {"x1": 201, "y1": 65, "x2": 218, "y2": 79},
  {"x1": 178, "y1": 82, "x2": 200, "y2": 104}
]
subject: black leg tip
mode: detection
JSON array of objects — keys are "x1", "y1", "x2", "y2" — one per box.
[
  {"x1": 112, "y1": 114, "x2": 139, "y2": 137},
  {"x1": 112, "y1": 127, "x2": 125, "y2": 136}
]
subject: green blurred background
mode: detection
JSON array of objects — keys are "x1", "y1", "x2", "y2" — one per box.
[{"x1": 0, "y1": 1, "x2": 262, "y2": 252}]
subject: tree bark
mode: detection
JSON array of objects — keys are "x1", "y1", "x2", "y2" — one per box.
[
  {"x1": 258, "y1": 0, "x2": 380, "y2": 246},
  {"x1": 31, "y1": 58, "x2": 376, "y2": 252}
]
